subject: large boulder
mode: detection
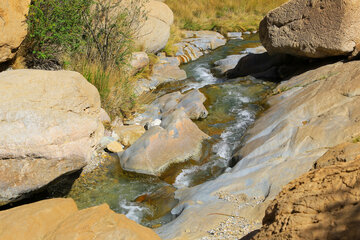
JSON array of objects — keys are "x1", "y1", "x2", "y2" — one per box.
[
  {"x1": 251, "y1": 153, "x2": 360, "y2": 240},
  {"x1": 43, "y1": 202, "x2": 161, "y2": 240},
  {"x1": 0, "y1": 198, "x2": 77, "y2": 240},
  {"x1": 0, "y1": 0, "x2": 30, "y2": 63},
  {"x1": 120, "y1": 109, "x2": 209, "y2": 176},
  {"x1": 259, "y1": 0, "x2": 360, "y2": 58},
  {"x1": 135, "y1": 0, "x2": 173, "y2": 53},
  {"x1": 0, "y1": 70, "x2": 103, "y2": 204},
  {"x1": 0, "y1": 198, "x2": 161, "y2": 240}
]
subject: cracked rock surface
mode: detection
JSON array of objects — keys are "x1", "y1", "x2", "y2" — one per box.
[
  {"x1": 251, "y1": 144, "x2": 360, "y2": 240},
  {"x1": 259, "y1": 0, "x2": 360, "y2": 58}
]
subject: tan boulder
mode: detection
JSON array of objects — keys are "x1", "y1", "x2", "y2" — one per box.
[
  {"x1": 0, "y1": 198, "x2": 78, "y2": 240},
  {"x1": 120, "y1": 109, "x2": 209, "y2": 176},
  {"x1": 0, "y1": 70, "x2": 103, "y2": 204},
  {"x1": 252, "y1": 157, "x2": 360, "y2": 240},
  {"x1": 106, "y1": 141, "x2": 124, "y2": 153},
  {"x1": 0, "y1": 198, "x2": 161, "y2": 240},
  {"x1": 136, "y1": 0, "x2": 173, "y2": 53},
  {"x1": 313, "y1": 142, "x2": 360, "y2": 169},
  {"x1": 44, "y1": 203, "x2": 161, "y2": 240},
  {"x1": 259, "y1": 0, "x2": 360, "y2": 58},
  {"x1": 114, "y1": 125, "x2": 145, "y2": 147},
  {"x1": 0, "y1": 0, "x2": 30, "y2": 63}
]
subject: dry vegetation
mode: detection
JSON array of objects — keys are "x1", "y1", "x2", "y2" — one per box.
[{"x1": 165, "y1": 0, "x2": 287, "y2": 33}]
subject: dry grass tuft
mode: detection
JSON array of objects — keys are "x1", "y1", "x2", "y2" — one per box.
[{"x1": 165, "y1": 0, "x2": 287, "y2": 33}]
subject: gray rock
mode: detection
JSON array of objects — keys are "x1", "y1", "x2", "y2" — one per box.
[
  {"x1": 213, "y1": 46, "x2": 266, "y2": 76},
  {"x1": 175, "y1": 31, "x2": 227, "y2": 63},
  {"x1": 134, "y1": 89, "x2": 208, "y2": 126},
  {"x1": 100, "y1": 108, "x2": 111, "y2": 123},
  {"x1": 213, "y1": 55, "x2": 246, "y2": 75},
  {"x1": 156, "y1": 61, "x2": 360, "y2": 239},
  {"x1": 120, "y1": 109, "x2": 209, "y2": 176}
]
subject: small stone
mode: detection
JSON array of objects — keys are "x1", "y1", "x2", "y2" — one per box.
[{"x1": 106, "y1": 141, "x2": 124, "y2": 153}]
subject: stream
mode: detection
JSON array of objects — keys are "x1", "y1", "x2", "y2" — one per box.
[{"x1": 67, "y1": 34, "x2": 275, "y2": 228}]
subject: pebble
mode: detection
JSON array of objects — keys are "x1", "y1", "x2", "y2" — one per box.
[
  {"x1": 106, "y1": 141, "x2": 124, "y2": 153},
  {"x1": 200, "y1": 191, "x2": 263, "y2": 240}
]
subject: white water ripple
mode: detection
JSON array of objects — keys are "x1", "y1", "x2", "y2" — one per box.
[
  {"x1": 182, "y1": 64, "x2": 218, "y2": 92},
  {"x1": 119, "y1": 199, "x2": 150, "y2": 223}
]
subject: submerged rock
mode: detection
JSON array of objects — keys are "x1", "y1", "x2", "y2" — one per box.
[
  {"x1": 156, "y1": 61, "x2": 360, "y2": 239},
  {"x1": 120, "y1": 109, "x2": 209, "y2": 176},
  {"x1": 0, "y1": 198, "x2": 160, "y2": 240},
  {"x1": 0, "y1": 70, "x2": 103, "y2": 204},
  {"x1": 260, "y1": 0, "x2": 360, "y2": 58},
  {"x1": 0, "y1": 0, "x2": 30, "y2": 63}
]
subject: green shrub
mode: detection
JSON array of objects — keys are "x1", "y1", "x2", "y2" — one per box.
[
  {"x1": 27, "y1": 0, "x2": 90, "y2": 59},
  {"x1": 27, "y1": 0, "x2": 148, "y2": 118}
]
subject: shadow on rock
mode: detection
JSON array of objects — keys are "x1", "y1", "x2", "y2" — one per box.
[
  {"x1": 0, "y1": 169, "x2": 82, "y2": 211},
  {"x1": 225, "y1": 52, "x2": 344, "y2": 82}
]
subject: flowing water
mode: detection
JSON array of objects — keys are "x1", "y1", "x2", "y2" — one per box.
[{"x1": 67, "y1": 35, "x2": 275, "y2": 228}]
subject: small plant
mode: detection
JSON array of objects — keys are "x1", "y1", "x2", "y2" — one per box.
[
  {"x1": 163, "y1": 25, "x2": 182, "y2": 56},
  {"x1": 82, "y1": 0, "x2": 147, "y2": 71},
  {"x1": 352, "y1": 136, "x2": 360, "y2": 143},
  {"x1": 80, "y1": 62, "x2": 111, "y2": 100}
]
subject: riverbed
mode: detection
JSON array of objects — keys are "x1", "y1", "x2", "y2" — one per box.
[{"x1": 67, "y1": 35, "x2": 275, "y2": 228}]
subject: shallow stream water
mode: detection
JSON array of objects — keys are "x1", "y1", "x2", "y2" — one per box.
[{"x1": 67, "y1": 35, "x2": 275, "y2": 228}]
